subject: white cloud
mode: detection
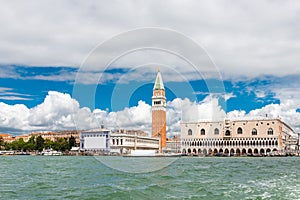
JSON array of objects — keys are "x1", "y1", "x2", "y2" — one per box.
[
  {"x1": 106, "y1": 101, "x2": 152, "y2": 133},
  {"x1": 227, "y1": 76, "x2": 300, "y2": 133},
  {"x1": 0, "y1": 0, "x2": 299, "y2": 80},
  {"x1": 227, "y1": 110, "x2": 246, "y2": 119},
  {"x1": 223, "y1": 92, "x2": 236, "y2": 101},
  {"x1": 0, "y1": 96, "x2": 32, "y2": 101},
  {"x1": 0, "y1": 87, "x2": 13, "y2": 92},
  {"x1": 28, "y1": 91, "x2": 80, "y2": 127},
  {"x1": 0, "y1": 87, "x2": 33, "y2": 101},
  {"x1": 0, "y1": 91, "x2": 226, "y2": 136},
  {"x1": 254, "y1": 90, "x2": 266, "y2": 98},
  {"x1": 0, "y1": 102, "x2": 30, "y2": 132},
  {"x1": 1, "y1": 91, "x2": 299, "y2": 136},
  {"x1": 0, "y1": 91, "x2": 154, "y2": 134},
  {"x1": 228, "y1": 101, "x2": 300, "y2": 133}
]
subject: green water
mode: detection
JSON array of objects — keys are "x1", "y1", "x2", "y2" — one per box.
[{"x1": 0, "y1": 156, "x2": 299, "y2": 200}]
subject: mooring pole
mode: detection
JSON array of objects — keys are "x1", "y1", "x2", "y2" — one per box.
[{"x1": 297, "y1": 133, "x2": 300, "y2": 156}]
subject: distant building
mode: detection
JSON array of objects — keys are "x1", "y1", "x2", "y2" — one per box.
[
  {"x1": 110, "y1": 129, "x2": 159, "y2": 154},
  {"x1": 0, "y1": 133, "x2": 14, "y2": 143},
  {"x1": 80, "y1": 127, "x2": 110, "y2": 153},
  {"x1": 79, "y1": 128, "x2": 159, "y2": 154},
  {"x1": 30, "y1": 130, "x2": 80, "y2": 143},
  {"x1": 15, "y1": 134, "x2": 30, "y2": 142},
  {"x1": 152, "y1": 69, "x2": 167, "y2": 148},
  {"x1": 181, "y1": 118, "x2": 297, "y2": 156},
  {"x1": 165, "y1": 135, "x2": 181, "y2": 154}
]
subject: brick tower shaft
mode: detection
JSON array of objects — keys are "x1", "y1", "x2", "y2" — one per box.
[{"x1": 152, "y1": 69, "x2": 166, "y2": 148}]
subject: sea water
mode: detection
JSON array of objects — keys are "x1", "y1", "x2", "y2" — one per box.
[{"x1": 0, "y1": 156, "x2": 299, "y2": 199}]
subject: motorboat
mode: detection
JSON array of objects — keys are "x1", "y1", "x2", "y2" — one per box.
[{"x1": 41, "y1": 149, "x2": 63, "y2": 156}]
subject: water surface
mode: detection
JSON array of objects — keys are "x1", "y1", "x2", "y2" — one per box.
[{"x1": 0, "y1": 156, "x2": 299, "y2": 199}]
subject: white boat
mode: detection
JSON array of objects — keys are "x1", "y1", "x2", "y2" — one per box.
[
  {"x1": 129, "y1": 150, "x2": 156, "y2": 157},
  {"x1": 124, "y1": 150, "x2": 181, "y2": 157},
  {"x1": 0, "y1": 150, "x2": 15, "y2": 155},
  {"x1": 41, "y1": 149, "x2": 63, "y2": 156}
]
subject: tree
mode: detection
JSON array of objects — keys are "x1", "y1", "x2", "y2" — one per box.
[
  {"x1": 24, "y1": 142, "x2": 35, "y2": 152},
  {"x1": 44, "y1": 138, "x2": 52, "y2": 149},
  {"x1": 36, "y1": 135, "x2": 45, "y2": 152},
  {"x1": 11, "y1": 138, "x2": 26, "y2": 151},
  {"x1": 25, "y1": 136, "x2": 36, "y2": 151},
  {"x1": 0, "y1": 136, "x2": 4, "y2": 150},
  {"x1": 56, "y1": 138, "x2": 68, "y2": 152},
  {"x1": 68, "y1": 135, "x2": 76, "y2": 150},
  {"x1": 4, "y1": 142, "x2": 12, "y2": 150},
  {"x1": 28, "y1": 136, "x2": 35, "y2": 144}
]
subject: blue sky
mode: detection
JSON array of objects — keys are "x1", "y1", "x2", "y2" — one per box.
[
  {"x1": 0, "y1": 65, "x2": 281, "y2": 113},
  {"x1": 0, "y1": 1, "x2": 300, "y2": 135}
]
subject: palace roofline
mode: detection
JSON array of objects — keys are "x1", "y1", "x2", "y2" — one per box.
[{"x1": 181, "y1": 117, "x2": 283, "y2": 124}]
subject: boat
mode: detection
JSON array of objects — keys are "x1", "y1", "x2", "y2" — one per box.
[
  {"x1": 0, "y1": 150, "x2": 15, "y2": 155},
  {"x1": 41, "y1": 149, "x2": 63, "y2": 156},
  {"x1": 15, "y1": 152, "x2": 30, "y2": 156},
  {"x1": 123, "y1": 150, "x2": 181, "y2": 157}
]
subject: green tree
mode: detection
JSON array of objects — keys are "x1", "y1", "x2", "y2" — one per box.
[
  {"x1": 36, "y1": 135, "x2": 45, "y2": 152},
  {"x1": 25, "y1": 142, "x2": 35, "y2": 152},
  {"x1": 4, "y1": 142, "x2": 12, "y2": 150},
  {"x1": 51, "y1": 141, "x2": 60, "y2": 151},
  {"x1": 11, "y1": 138, "x2": 26, "y2": 151},
  {"x1": 0, "y1": 136, "x2": 4, "y2": 150},
  {"x1": 56, "y1": 138, "x2": 68, "y2": 152},
  {"x1": 28, "y1": 135, "x2": 35, "y2": 144},
  {"x1": 68, "y1": 135, "x2": 76, "y2": 150},
  {"x1": 25, "y1": 136, "x2": 36, "y2": 151},
  {"x1": 44, "y1": 138, "x2": 52, "y2": 149}
]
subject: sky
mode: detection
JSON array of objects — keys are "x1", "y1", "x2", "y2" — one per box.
[{"x1": 0, "y1": 0, "x2": 300, "y2": 136}]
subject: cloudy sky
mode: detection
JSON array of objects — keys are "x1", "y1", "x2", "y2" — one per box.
[{"x1": 0, "y1": 0, "x2": 300, "y2": 135}]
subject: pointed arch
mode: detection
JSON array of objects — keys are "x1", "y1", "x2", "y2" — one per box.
[{"x1": 252, "y1": 128, "x2": 257, "y2": 135}]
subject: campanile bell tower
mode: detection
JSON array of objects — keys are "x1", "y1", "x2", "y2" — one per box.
[{"x1": 152, "y1": 69, "x2": 166, "y2": 148}]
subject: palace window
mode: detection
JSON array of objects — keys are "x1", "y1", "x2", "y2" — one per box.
[
  {"x1": 225, "y1": 130, "x2": 230, "y2": 136},
  {"x1": 200, "y1": 129, "x2": 205, "y2": 135},
  {"x1": 188, "y1": 129, "x2": 192, "y2": 135},
  {"x1": 237, "y1": 127, "x2": 243, "y2": 134},
  {"x1": 267, "y1": 128, "x2": 273, "y2": 135},
  {"x1": 214, "y1": 128, "x2": 219, "y2": 135},
  {"x1": 252, "y1": 128, "x2": 258, "y2": 135}
]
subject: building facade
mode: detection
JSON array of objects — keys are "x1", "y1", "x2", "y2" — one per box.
[
  {"x1": 15, "y1": 134, "x2": 30, "y2": 142},
  {"x1": 152, "y1": 69, "x2": 167, "y2": 148},
  {"x1": 0, "y1": 133, "x2": 14, "y2": 143},
  {"x1": 80, "y1": 127, "x2": 110, "y2": 153},
  {"x1": 110, "y1": 129, "x2": 159, "y2": 154},
  {"x1": 181, "y1": 118, "x2": 296, "y2": 156},
  {"x1": 80, "y1": 128, "x2": 159, "y2": 154},
  {"x1": 31, "y1": 130, "x2": 80, "y2": 144},
  {"x1": 165, "y1": 135, "x2": 181, "y2": 154}
]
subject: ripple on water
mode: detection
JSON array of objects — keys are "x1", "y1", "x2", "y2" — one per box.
[{"x1": 0, "y1": 156, "x2": 300, "y2": 199}]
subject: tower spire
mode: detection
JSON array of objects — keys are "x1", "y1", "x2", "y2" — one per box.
[{"x1": 153, "y1": 69, "x2": 165, "y2": 90}]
